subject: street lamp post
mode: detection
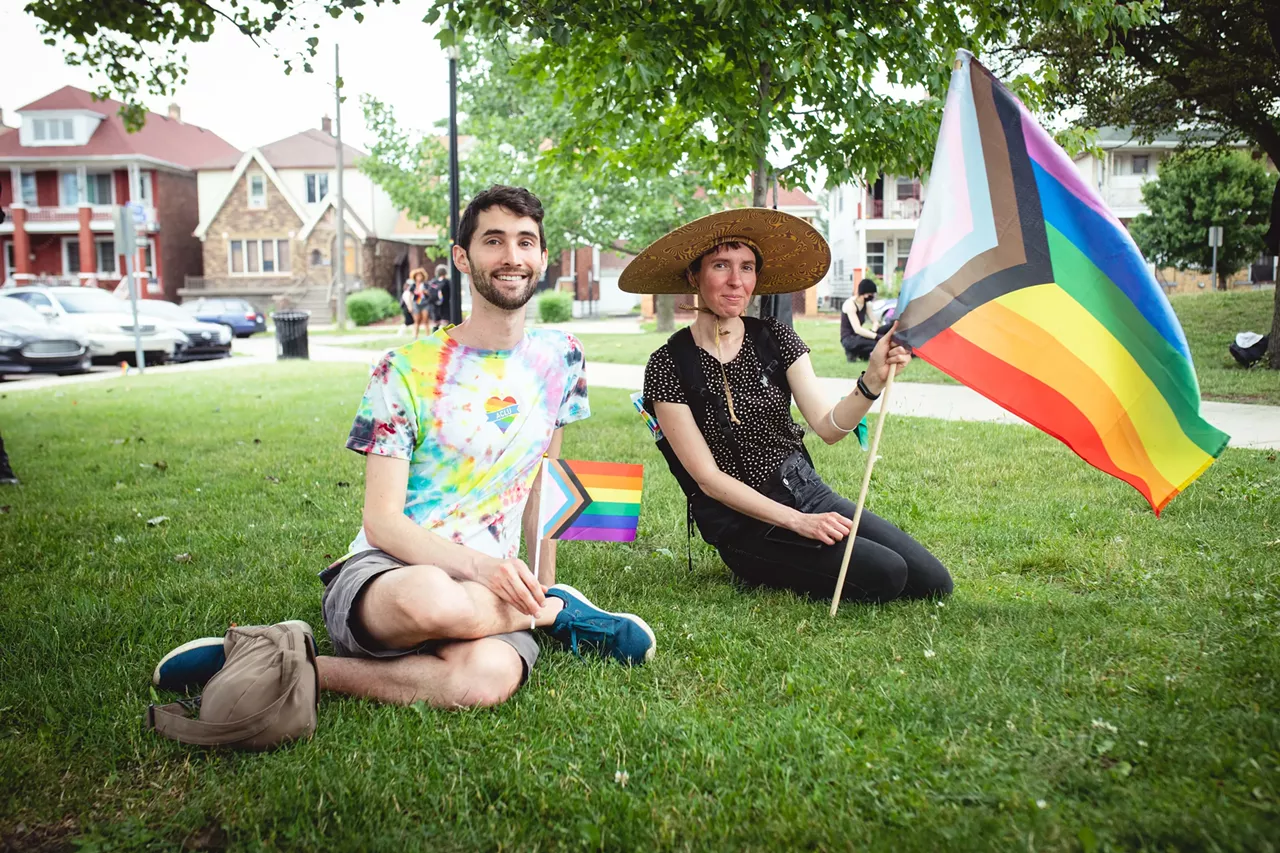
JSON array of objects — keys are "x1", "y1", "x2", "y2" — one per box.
[{"x1": 446, "y1": 5, "x2": 462, "y2": 326}]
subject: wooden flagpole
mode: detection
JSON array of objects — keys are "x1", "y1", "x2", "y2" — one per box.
[{"x1": 830, "y1": 370, "x2": 898, "y2": 616}]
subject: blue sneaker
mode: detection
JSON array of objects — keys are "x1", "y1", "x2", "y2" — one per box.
[
  {"x1": 152, "y1": 636, "x2": 226, "y2": 692},
  {"x1": 153, "y1": 620, "x2": 312, "y2": 691},
  {"x1": 544, "y1": 584, "x2": 656, "y2": 665}
]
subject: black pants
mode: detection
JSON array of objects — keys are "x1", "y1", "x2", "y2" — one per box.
[
  {"x1": 842, "y1": 322, "x2": 894, "y2": 362},
  {"x1": 693, "y1": 452, "x2": 952, "y2": 604}
]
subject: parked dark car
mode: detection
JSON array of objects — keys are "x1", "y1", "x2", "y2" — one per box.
[
  {"x1": 182, "y1": 298, "x2": 267, "y2": 337},
  {"x1": 0, "y1": 297, "x2": 92, "y2": 378},
  {"x1": 134, "y1": 300, "x2": 233, "y2": 361}
]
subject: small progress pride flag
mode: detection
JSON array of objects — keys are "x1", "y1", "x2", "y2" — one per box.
[{"x1": 538, "y1": 459, "x2": 643, "y2": 542}]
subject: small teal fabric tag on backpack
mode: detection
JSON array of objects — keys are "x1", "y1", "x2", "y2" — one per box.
[{"x1": 855, "y1": 418, "x2": 869, "y2": 451}]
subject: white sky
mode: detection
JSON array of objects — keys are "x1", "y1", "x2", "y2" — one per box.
[{"x1": 0, "y1": 2, "x2": 452, "y2": 153}]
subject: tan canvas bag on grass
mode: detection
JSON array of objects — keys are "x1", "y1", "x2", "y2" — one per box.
[{"x1": 146, "y1": 622, "x2": 319, "y2": 750}]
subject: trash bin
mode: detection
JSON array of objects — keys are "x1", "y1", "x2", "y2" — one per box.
[{"x1": 272, "y1": 310, "x2": 311, "y2": 360}]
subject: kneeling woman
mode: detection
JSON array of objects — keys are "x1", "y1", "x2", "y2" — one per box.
[{"x1": 621, "y1": 209, "x2": 952, "y2": 604}]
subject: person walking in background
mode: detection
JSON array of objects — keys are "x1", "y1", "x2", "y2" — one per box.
[
  {"x1": 409, "y1": 268, "x2": 432, "y2": 339},
  {"x1": 431, "y1": 264, "x2": 451, "y2": 331},
  {"x1": 398, "y1": 277, "x2": 415, "y2": 336}
]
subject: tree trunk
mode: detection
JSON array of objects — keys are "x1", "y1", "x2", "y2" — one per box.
[
  {"x1": 656, "y1": 293, "x2": 675, "y2": 333},
  {"x1": 1265, "y1": 181, "x2": 1280, "y2": 368},
  {"x1": 1267, "y1": 286, "x2": 1280, "y2": 368}
]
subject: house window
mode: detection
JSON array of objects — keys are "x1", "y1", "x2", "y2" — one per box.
[
  {"x1": 896, "y1": 238, "x2": 913, "y2": 271},
  {"x1": 96, "y1": 239, "x2": 118, "y2": 275},
  {"x1": 247, "y1": 174, "x2": 267, "y2": 208},
  {"x1": 896, "y1": 177, "x2": 920, "y2": 200},
  {"x1": 64, "y1": 238, "x2": 81, "y2": 276},
  {"x1": 228, "y1": 239, "x2": 291, "y2": 275},
  {"x1": 3, "y1": 243, "x2": 14, "y2": 280},
  {"x1": 139, "y1": 240, "x2": 155, "y2": 279},
  {"x1": 1131, "y1": 155, "x2": 1150, "y2": 175},
  {"x1": 866, "y1": 241, "x2": 885, "y2": 277},
  {"x1": 309, "y1": 249, "x2": 326, "y2": 267},
  {"x1": 305, "y1": 172, "x2": 329, "y2": 203},
  {"x1": 32, "y1": 118, "x2": 75, "y2": 142},
  {"x1": 60, "y1": 172, "x2": 80, "y2": 205},
  {"x1": 86, "y1": 173, "x2": 114, "y2": 205},
  {"x1": 19, "y1": 172, "x2": 37, "y2": 205},
  {"x1": 139, "y1": 171, "x2": 153, "y2": 204}
]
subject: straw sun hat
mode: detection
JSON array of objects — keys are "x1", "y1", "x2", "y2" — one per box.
[{"x1": 618, "y1": 208, "x2": 830, "y2": 295}]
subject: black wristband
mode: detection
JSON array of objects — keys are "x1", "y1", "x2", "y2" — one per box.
[{"x1": 856, "y1": 371, "x2": 881, "y2": 401}]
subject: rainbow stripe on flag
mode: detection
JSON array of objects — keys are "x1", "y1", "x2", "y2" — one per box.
[
  {"x1": 896, "y1": 51, "x2": 1229, "y2": 514},
  {"x1": 538, "y1": 459, "x2": 643, "y2": 542}
]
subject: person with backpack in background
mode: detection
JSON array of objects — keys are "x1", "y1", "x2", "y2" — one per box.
[
  {"x1": 431, "y1": 264, "x2": 452, "y2": 331},
  {"x1": 621, "y1": 209, "x2": 952, "y2": 605}
]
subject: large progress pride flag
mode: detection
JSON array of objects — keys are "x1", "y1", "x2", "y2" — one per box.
[
  {"x1": 896, "y1": 51, "x2": 1229, "y2": 514},
  {"x1": 538, "y1": 459, "x2": 643, "y2": 542}
]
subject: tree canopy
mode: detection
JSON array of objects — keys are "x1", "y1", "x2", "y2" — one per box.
[
  {"x1": 1129, "y1": 150, "x2": 1277, "y2": 287},
  {"x1": 358, "y1": 39, "x2": 721, "y2": 260},
  {"x1": 999, "y1": 0, "x2": 1280, "y2": 365},
  {"x1": 436, "y1": 0, "x2": 1148, "y2": 205}
]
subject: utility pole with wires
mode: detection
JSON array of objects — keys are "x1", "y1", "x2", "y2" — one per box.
[{"x1": 333, "y1": 43, "x2": 348, "y2": 329}]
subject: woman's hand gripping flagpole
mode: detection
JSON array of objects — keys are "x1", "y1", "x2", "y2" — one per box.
[{"x1": 830, "y1": 363, "x2": 899, "y2": 616}]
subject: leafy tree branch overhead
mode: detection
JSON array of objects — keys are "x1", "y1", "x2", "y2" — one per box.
[
  {"x1": 358, "y1": 39, "x2": 721, "y2": 260},
  {"x1": 23, "y1": 0, "x2": 401, "y2": 131},
  {"x1": 435, "y1": 0, "x2": 1151, "y2": 206}
]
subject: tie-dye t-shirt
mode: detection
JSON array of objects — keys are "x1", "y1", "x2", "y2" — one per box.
[{"x1": 345, "y1": 327, "x2": 589, "y2": 559}]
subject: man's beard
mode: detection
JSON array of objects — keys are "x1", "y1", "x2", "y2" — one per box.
[{"x1": 470, "y1": 261, "x2": 542, "y2": 311}]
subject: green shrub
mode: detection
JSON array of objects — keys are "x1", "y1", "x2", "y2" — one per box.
[
  {"x1": 537, "y1": 290, "x2": 573, "y2": 323},
  {"x1": 347, "y1": 288, "x2": 398, "y2": 326}
]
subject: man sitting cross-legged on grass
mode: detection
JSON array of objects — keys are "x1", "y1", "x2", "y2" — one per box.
[{"x1": 154, "y1": 185, "x2": 655, "y2": 709}]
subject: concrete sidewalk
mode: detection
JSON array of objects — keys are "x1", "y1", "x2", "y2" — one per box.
[{"x1": 7, "y1": 335, "x2": 1278, "y2": 451}]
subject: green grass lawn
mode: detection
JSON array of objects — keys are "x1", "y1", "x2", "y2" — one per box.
[
  {"x1": 335, "y1": 290, "x2": 1279, "y2": 404},
  {"x1": 1171, "y1": 289, "x2": 1278, "y2": 404},
  {"x1": 1, "y1": 363, "x2": 1277, "y2": 851}
]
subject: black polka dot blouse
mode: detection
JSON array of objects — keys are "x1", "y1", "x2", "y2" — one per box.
[{"x1": 643, "y1": 318, "x2": 810, "y2": 490}]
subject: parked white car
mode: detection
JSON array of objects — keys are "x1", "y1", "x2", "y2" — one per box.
[{"x1": 0, "y1": 286, "x2": 184, "y2": 365}]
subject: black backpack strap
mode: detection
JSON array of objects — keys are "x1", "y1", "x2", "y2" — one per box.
[
  {"x1": 744, "y1": 317, "x2": 814, "y2": 468},
  {"x1": 667, "y1": 327, "x2": 748, "y2": 480}
]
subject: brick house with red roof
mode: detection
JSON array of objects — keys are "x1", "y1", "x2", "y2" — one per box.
[
  {"x1": 0, "y1": 86, "x2": 240, "y2": 300},
  {"x1": 189, "y1": 119, "x2": 440, "y2": 320}
]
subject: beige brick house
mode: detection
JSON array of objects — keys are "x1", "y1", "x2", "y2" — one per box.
[{"x1": 188, "y1": 120, "x2": 439, "y2": 320}]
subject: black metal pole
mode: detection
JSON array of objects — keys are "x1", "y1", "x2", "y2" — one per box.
[{"x1": 447, "y1": 6, "x2": 462, "y2": 326}]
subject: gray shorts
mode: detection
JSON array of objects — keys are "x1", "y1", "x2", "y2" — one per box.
[{"x1": 319, "y1": 549, "x2": 539, "y2": 682}]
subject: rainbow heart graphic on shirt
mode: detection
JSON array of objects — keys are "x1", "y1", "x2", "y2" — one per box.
[{"x1": 485, "y1": 396, "x2": 519, "y2": 433}]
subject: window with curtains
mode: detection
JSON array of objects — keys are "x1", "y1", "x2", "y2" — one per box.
[
  {"x1": 305, "y1": 172, "x2": 330, "y2": 203},
  {"x1": 86, "y1": 173, "x2": 114, "y2": 205},
  {"x1": 228, "y1": 239, "x2": 291, "y2": 275},
  {"x1": 19, "y1": 172, "x2": 37, "y2": 205}
]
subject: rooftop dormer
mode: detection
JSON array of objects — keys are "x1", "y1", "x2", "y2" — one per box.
[{"x1": 18, "y1": 109, "x2": 104, "y2": 147}]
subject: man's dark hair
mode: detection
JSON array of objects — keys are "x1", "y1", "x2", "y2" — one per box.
[
  {"x1": 456, "y1": 185, "x2": 546, "y2": 254},
  {"x1": 687, "y1": 241, "x2": 765, "y2": 277},
  {"x1": 857, "y1": 277, "x2": 878, "y2": 296}
]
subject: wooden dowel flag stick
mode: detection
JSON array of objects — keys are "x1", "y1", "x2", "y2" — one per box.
[{"x1": 830, "y1": 369, "x2": 898, "y2": 616}]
